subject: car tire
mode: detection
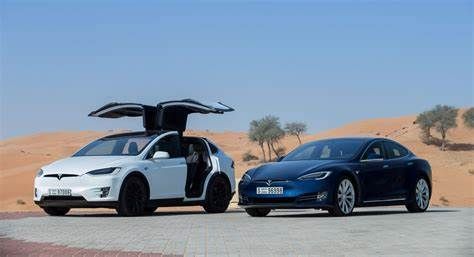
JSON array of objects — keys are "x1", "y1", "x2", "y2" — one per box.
[
  {"x1": 116, "y1": 176, "x2": 148, "y2": 216},
  {"x1": 406, "y1": 177, "x2": 430, "y2": 213},
  {"x1": 42, "y1": 207, "x2": 70, "y2": 216},
  {"x1": 143, "y1": 206, "x2": 158, "y2": 215},
  {"x1": 203, "y1": 175, "x2": 231, "y2": 213},
  {"x1": 329, "y1": 177, "x2": 356, "y2": 216},
  {"x1": 245, "y1": 208, "x2": 271, "y2": 217}
]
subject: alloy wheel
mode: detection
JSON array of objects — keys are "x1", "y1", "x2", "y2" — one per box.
[
  {"x1": 415, "y1": 178, "x2": 430, "y2": 210},
  {"x1": 125, "y1": 180, "x2": 145, "y2": 214},
  {"x1": 337, "y1": 179, "x2": 355, "y2": 215}
]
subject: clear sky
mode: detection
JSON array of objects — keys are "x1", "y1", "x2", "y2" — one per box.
[{"x1": 1, "y1": 0, "x2": 472, "y2": 139}]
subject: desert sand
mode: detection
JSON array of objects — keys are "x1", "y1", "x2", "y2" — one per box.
[{"x1": 1, "y1": 112, "x2": 473, "y2": 211}]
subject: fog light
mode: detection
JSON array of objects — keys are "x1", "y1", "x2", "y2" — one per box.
[
  {"x1": 100, "y1": 187, "x2": 110, "y2": 198},
  {"x1": 316, "y1": 191, "x2": 328, "y2": 201}
]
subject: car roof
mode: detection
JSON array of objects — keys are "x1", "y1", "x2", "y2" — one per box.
[{"x1": 315, "y1": 137, "x2": 377, "y2": 142}]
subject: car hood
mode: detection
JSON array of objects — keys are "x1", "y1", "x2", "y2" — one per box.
[
  {"x1": 42, "y1": 156, "x2": 137, "y2": 175},
  {"x1": 249, "y1": 160, "x2": 343, "y2": 181}
]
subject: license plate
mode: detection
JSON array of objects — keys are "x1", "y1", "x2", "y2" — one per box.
[
  {"x1": 48, "y1": 188, "x2": 72, "y2": 196},
  {"x1": 256, "y1": 187, "x2": 284, "y2": 195}
]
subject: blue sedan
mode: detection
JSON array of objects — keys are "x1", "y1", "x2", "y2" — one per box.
[{"x1": 238, "y1": 137, "x2": 432, "y2": 217}]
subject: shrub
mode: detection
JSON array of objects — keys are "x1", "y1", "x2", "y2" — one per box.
[
  {"x1": 242, "y1": 151, "x2": 259, "y2": 162},
  {"x1": 462, "y1": 107, "x2": 474, "y2": 128}
]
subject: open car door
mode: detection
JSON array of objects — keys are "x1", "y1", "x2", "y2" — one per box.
[
  {"x1": 88, "y1": 99, "x2": 234, "y2": 132},
  {"x1": 157, "y1": 99, "x2": 234, "y2": 132}
]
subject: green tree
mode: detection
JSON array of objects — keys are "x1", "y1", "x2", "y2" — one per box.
[
  {"x1": 432, "y1": 105, "x2": 458, "y2": 151},
  {"x1": 416, "y1": 110, "x2": 436, "y2": 141},
  {"x1": 249, "y1": 115, "x2": 286, "y2": 162},
  {"x1": 462, "y1": 107, "x2": 474, "y2": 128},
  {"x1": 418, "y1": 105, "x2": 458, "y2": 151},
  {"x1": 284, "y1": 122, "x2": 307, "y2": 144},
  {"x1": 261, "y1": 115, "x2": 285, "y2": 160},
  {"x1": 248, "y1": 119, "x2": 267, "y2": 162}
]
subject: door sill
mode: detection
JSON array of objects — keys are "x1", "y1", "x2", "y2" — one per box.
[{"x1": 363, "y1": 198, "x2": 406, "y2": 203}]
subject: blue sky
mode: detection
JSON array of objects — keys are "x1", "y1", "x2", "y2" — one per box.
[{"x1": 1, "y1": 0, "x2": 472, "y2": 139}]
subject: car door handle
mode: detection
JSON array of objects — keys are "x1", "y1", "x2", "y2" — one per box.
[
  {"x1": 383, "y1": 164, "x2": 389, "y2": 169},
  {"x1": 406, "y1": 162, "x2": 414, "y2": 166}
]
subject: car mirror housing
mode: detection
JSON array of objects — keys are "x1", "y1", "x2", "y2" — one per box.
[
  {"x1": 276, "y1": 156, "x2": 286, "y2": 162},
  {"x1": 152, "y1": 151, "x2": 170, "y2": 159}
]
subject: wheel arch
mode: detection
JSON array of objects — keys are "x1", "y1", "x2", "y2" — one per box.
[
  {"x1": 338, "y1": 170, "x2": 362, "y2": 205},
  {"x1": 205, "y1": 172, "x2": 232, "y2": 197},
  {"x1": 414, "y1": 170, "x2": 432, "y2": 198},
  {"x1": 119, "y1": 171, "x2": 151, "y2": 200}
]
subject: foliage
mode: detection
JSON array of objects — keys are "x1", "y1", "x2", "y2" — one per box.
[
  {"x1": 242, "y1": 151, "x2": 259, "y2": 162},
  {"x1": 416, "y1": 110, "x2": 436, "y2": 141},
  {"x1": 416, "y1": 105, "x2": 458, "y2": 151},
  {"x1": 462, "y1": 107, "x2": 474, "y2": 128},
  {"x1": 248, "y1": 115, "x2": 286, "y2": 162},
  {"x1": 274, "y1": 146, "x2": 286, "y2": 159},
  {"x1": 284, "y1": 122, "x2": 307, "y2": 144},
  {"x1": 249, "y1": 119, "x2": 268, "y2": 162}
]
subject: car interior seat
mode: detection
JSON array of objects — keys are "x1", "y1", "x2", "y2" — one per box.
[{"x1": 128, "y1": 142, "x2": 139, "y2": 155}]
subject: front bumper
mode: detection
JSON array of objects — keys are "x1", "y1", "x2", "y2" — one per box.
[
  {"x1": 238, "y1": 179, "x2": 334, "y2": 209},
  {"x1": 34, "y1": 174, "x2": 122, "y2": 208},
  {"x1": 34, "y1": 197, "x2": 118, "y2": 208}
]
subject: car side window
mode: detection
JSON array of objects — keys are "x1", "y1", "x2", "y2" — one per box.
[
  {"x1": 361, "y1": 141, "x2": 386, "y2": 160},
  {"x1": 384, "y1": 141, "x2": 409, "y2": 159},
  {"x1": 147, "y1": 134, "x2": 182, "y2": 159}
]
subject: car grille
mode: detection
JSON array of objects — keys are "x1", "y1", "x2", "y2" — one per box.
[
  {"x1": 254, "y1": 179, "x2": 290, "y2": 184},
  {"x1": 42, "y1": 196, "x2": 85, "y2": 201},
  {"x1": 297, "y1": 194, "x2": 319, "y2": 202},
  {"x1": 247, "y1": 197, "x2": 295, "y2": 204},
  {"x1": 44, "y1": 174, "x2": 78, "y2": 180}
]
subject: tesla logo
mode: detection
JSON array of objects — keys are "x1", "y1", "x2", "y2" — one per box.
[
  {"x1": 266, "y1": 180, "x2": 272, "y2": 186},
  {"x1": 57, "y1": 174, "x2": 63, "y2": 180}
]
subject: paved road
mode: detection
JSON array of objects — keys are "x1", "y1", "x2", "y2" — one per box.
[{"x1": 0, "y1": 207, "x2": 472, "y2": 256}]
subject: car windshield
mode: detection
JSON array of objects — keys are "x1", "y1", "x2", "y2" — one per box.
[
  {"x1": 73, "y1": 134, "x2": 158, "y2": 156},
  {"x1": 282, "y1": 139, "x2": 366, "y2": 161}
]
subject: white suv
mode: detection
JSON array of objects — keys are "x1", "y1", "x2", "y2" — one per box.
[{"x1": 34, "y1": 99, "x2": 235, "y2": 216}]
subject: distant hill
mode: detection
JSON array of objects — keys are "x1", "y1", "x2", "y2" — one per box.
[{"x1": 1, "y1": 111, "x2": 472, "y2": 211}]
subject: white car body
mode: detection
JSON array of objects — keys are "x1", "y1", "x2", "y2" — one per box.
[{"x1": 34, "y1": 99, "x2": 235, "y2": 215}]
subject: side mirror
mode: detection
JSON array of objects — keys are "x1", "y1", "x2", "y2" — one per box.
[
  {"x1": 276, "y1": 156, "x2": 285, "y2": 162},
  {"x1": 152, "y1": 151, "x2": 170, "y2": 159}
]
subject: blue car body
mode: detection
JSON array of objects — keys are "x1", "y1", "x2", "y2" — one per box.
[{"x1": 238, "y1": 137, "x2": 432, "y2": 212}]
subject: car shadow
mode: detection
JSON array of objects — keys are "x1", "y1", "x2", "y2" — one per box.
[
  {"x1": 66, "y1": 208, "x2": 246, "y2": 218},
  {"x1": 268, "y1": 209, "x2": 460, "y2": 218}
]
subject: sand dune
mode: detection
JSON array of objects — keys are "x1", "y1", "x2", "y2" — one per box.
[{"x1": 1, "y1": 112, "x2": 473, "y2": 211}]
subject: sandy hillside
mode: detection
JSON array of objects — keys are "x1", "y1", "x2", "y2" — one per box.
[{"x1": 1, "y1": 112, "x2": 473, "y2": 211}]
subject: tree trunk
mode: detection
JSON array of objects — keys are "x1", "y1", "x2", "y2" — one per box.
[
  {"x1": 270, "y1": 141, "x2": 279, "y2": 158},
  {"x1": 259, "y1": 143, "x2": 266, "y2": 162},
  {"x1": 440, "y1": 129, "x2": 447, "y2": 151},
  {"x1": 296, "y1": 134, "x2": 302, "y2": 145},
  {"x1": 266, "y1": 141, "x2": 272, "y2": 161}
]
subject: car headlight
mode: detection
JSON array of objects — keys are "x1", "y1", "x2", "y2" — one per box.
[
  {"x1": 87, "y1": 167, "x2": 121, "y2": 175},
  {"x1": 241, "y1": 173, "x2": 252, "y2": 184},
  {"x1": 36, "y1": 169, "x2": 44, "y2": 177},
  {"x1": 298, "y1": 171, "x2": 331, "y2": 180}
]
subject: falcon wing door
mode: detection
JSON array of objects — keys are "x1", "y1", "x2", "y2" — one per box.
[
  {"x1": 88, "y1": 103, "x2": 159, "y2": 131},
  {"x1": 157, "y1": 99, "x2": 234, "y2": 132},
  {"x1": 88, "y1": 99, "x2": 234, "y2": 132}
]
